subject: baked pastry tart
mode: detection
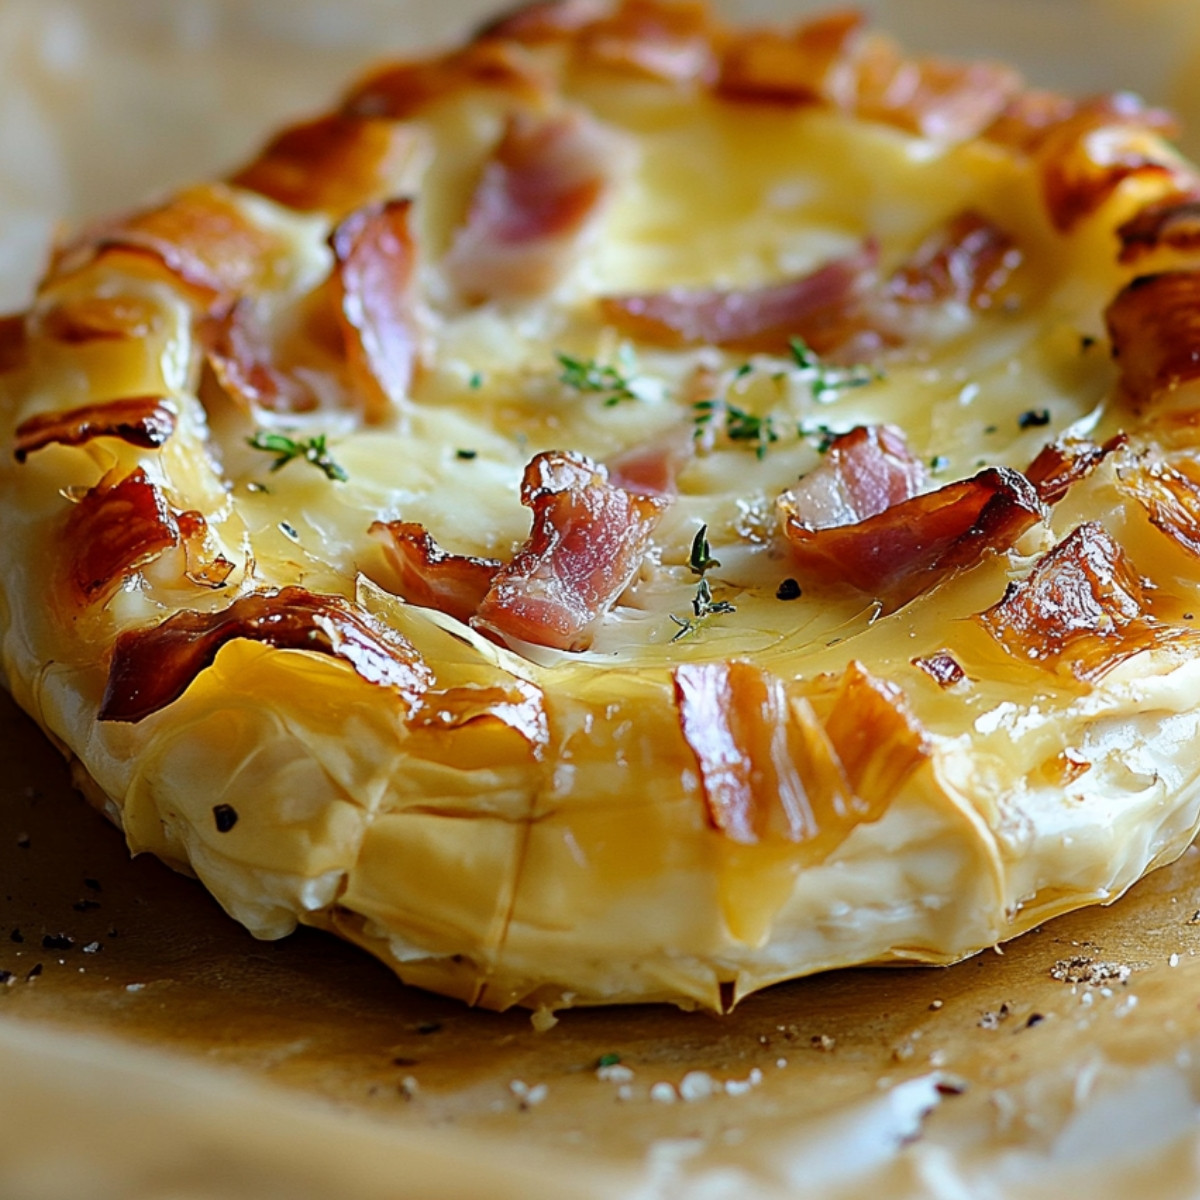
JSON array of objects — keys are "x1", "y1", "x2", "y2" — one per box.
[{"x1": 4, "y1": 0, "x2": 1200, "y2": 1012}]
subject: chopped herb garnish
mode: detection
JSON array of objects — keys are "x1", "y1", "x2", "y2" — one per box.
[
  {"x1": 798, "y1": 421, "x2": 837, "y2": 454},
  {"x1": 556, "y1": 350, "x2": 640, "y2": 406},
  {"x1": 455, "y1": 448, "x2": 478, "y2": 460},
  {"x1": 669, "y1": 578, "x2": 737, "y2": 642},
  {"x1": 248, "y1": 430, "x2": 348, "y2": 482},
  {"x1": 213, "y1": 804, "x2": 239, "y2": 833},
  {"x1": 1080, "y1": 335, "x2": 1096, "y2": 351},
  {"x1": 688, "y1": 524, "x2": 720, "y2": 576},
  {"x1": 694, "y1": 399, "x2": 780, "y2": 459},
  {"x1": 983, "y1": 425, "x2": 998, "y2": 435},
  {"x1": 788, "y1": 336, "x2": 881, "y2": 402},
  {"x1": 468, "y1": 370, "x2": 484, "y2": 389},
  {"x1": 776, "y1": 578, "x2": 802, "y2": 601},
  {"x1": 278, "y1": 521, "x2": 300, "y2": 541},
  {"x1": 1017, "y1": 408, "x2": 1051, "y2": 429},
  {"x1": 597, "y1": 1052, "x2": 622, "y2": 1068},
  {"x1": 930, "y1": 455, "x2": 950, "y2": 473}
]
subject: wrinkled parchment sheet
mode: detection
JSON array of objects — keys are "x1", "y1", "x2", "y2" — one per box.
[{"x1": 6, "y1": 2, "x2": 1200, "y2": 1197}]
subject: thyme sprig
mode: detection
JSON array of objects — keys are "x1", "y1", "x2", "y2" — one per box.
[
  {"x1": 669, "y1": 578, "x2": 737, "y2": 643},
  {"x1": 693, "y1": 399, "x2": 781, "y2": 460},
  {"x1": 688, "y1": 524, "x2": 721, "y2": 576},
  {"x1": 247, "y1": 430, "x2": 348, "y2": 482},
  {"x1": 556, "y1": 349, "x2": 641, "y2": 406},
  {"x1": 787, "y1": 336, "x2": 881, "y2": 402}
]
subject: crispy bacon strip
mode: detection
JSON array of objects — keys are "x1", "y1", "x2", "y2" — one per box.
[
  {"x1": 343, "y1": 40, "x2": 548, "y2": 120},
  {"x1": 1024, "y1": 434, "x2": 1125, "y2": 505},
  {"x1": 369, "y1": 520, "x2": 502, "y2": 624},
  {"x1": 976, "y1": 522, "x2": 1195, "y2": 682},
  {"x1": 203, "y1": 301, "x2": 320, "y2": 416},
  {"x1": 1116, "y1": 453, "x2": 1200, "y2": 558},
  {"x1": 673, "y1": 658, "x2": 926, "y2": 847},
  {"x1": 853, "y1": 42, "x2": 1021, "y2": 144},
  {"x1": 779, "y1": 465, "x2": 1043, "y2": 610},
  {"x1": 599, "y1": 240, "x2": 879, "y2": 356},
  {"x1": 329, "y1": 199, "x2": 420, "y2": 422},
  {"x1": 15, "y1": 396, "x2": 176, "y2": 463},
  {"x1": 1118, "y1": 191, "x2": 1200, "y2": 264},
  {"x1": 48, "y1": 184, "x2": 285, "y2": 314},
  {"x1": 887, "y1": 210, "x2": 1021, "y2": 310},
  {"x1": 444, "y1": 109, "x2": 623, "y2": 304},
  {"x1": 1105, "y1": 270, "x2": 1200, "y2": 410},
  {"x1": 474, "y1": 449, "x2": 667, "y2": 650},
  {"x1": 231, "y1": 114, "x2": 426, "y2": 216},
  {"x1": 64, "y1": 469, "x2": 180, "y2": 605},
  {"x1": 782, "y1": 425, "x2": 926, "y2": 530},
  {"x1": 717, "y1": 11, "x2": 862, "y2": 106},
  {"x1": 99, "y1": 587, "x2": 434, "y2": 723}
]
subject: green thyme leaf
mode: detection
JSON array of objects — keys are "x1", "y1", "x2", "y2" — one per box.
[
  {"x1": 788, "y1": 335, "x2": 882, "y2": 403},
  {"x1": 669, "y1": 577, "x2": 737, "y2": 642},
  {"x1": 688, "y1": 524, "x2": 720, "y2": 576},
  {"x1": 556, "y1": 350, "x2": 640, "y2": 406},
  {"x1": 693, "y1": 399, "x2": 780, "y2": 459},
  {"x1": 248, "y1": 431, "x2": 348, "y2": 482}
]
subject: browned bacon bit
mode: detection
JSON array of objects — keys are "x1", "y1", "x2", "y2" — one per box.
[
  {"x1": 716, "y1": 10, "x2": 862, "y2": 104},
  {"x1": 48, "y1": 184, "x2": 286, "y2": 314},
  {"x1": 1034, "y1": 94, "x2": 1185, "y2": 233},
  {"x1": 599, "y1": 241, "x2": 880, "y2": 357},
  {"x1": 444, "y1": 109, "x2": 623, "y2": 304},
  {"x1": 329, "y1": 198, "x2": 420, "y2": 423},
  {"x1": 342, "y1": 41, "x2": 549, "y2": 120},
  {"x1": 231, "y1": 114, "x2": 426, "y2": 217},
  {"x1": 99, "y1": 587, "x2": 434, "y2": 723},
  {"x1": 782, "y1": 425, "x2": 926, "y2": 530},
  {"x1": 474, "y1": 449, "x2": 668, "y2": 651},
  {"x1": 369, "y1": 520, "x2": 502, "y2": 624},
  {"x1": 780, "y1": 465, "x2": 1043, "y2": 611},
  {"x1": 576, "y1": 0, "x2": 723, "y2": 84},
  {"x1": 1117, "y1": 191, "x2": 1200, "y2": 264},
  {"x1": 15, "y1": 396, "x2": 177, "y2": 463},
  {"x1": 1105, "y1": 271, "x2": 1200, "y2": 410},
  {"x1": 673, "y1": 658, "x2": 925, "y2": 848},
  {"x1": 605, "y1": 425, "x2": 695, "y2": 496},
  {"x1": 175, "y1": 510, "x2": 236, "y2": 590},
  {"x1": 853, "y1": 43, "x2": 1022, "y2": 145},
  {"x1": 887, "y1": 211, "x2": 1021, "y2": 310},
  {"x1": 64, "y1": 468, "x2": 180, "y2": 605},
  {"x1": 913, "y1": 651, "x2": 965, "y2": 688},
  {"x1": 976, "y1": 522, "x2": 1196, "y2": 682},
  {"x1": 36, "y1": 295, "x2": 160, "y2": 344},
  {"x1": 1116, "y1": 454, "x2": 1200, "y2": 559},
  {"x1": 409, "y1": 679, "x2": 549, "y2": 755},
  {"x1": 1024, "y1": 434, "x2": 1126, "y2": 506},
  {"x1": 0, "y1": 313, "x2": 26, "y2": 373},
  {"x1": 203, "y1": 301, "x2": 320, "y2": 416},
  {"x1": 982, "y1": 88, "x2": 1078, "y2": 154}
]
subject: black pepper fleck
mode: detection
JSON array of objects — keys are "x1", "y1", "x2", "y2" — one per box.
[
  {"x1": 15, "y1": 833, "x2": 30, "y2": 849},
  {"x1": 1024, "y1": 1012, "x2": 1045, "y2": 1028},
  {"x1": 26, "y1": 963, "x2": 42, "y2": 980},
  {"x1": 73, "y1": 899, "x2": 101, "y2": 913},
  {"x1": 0, "y1": 970, "x2": 12, "y2": 985},
  {"x1": 775, "y1": 578, "x2": 803, "y2": 601},
  {"x1": 1017, "y1": 408, "x2": 1051, "y2": 429},
  {"x1": 10, "y1": 930, "x2": 23, "y2": 944},
  {"x1": 42, "y1": 933, "x2": 74, "y2": 951},
  {"x1": 213, "y1": 804, "x2": 239, "y2": 833},
  {"x1": 84, "y1": 878, "x2": 102, "y2": 892},
  {"x1": 416, "y1": 1021, "x2": 443, "y2": 1035}
]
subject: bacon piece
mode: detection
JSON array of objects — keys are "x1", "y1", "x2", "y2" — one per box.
[
  {"x1": 599, "y1": 240, "x2": 879, "y2": 357},
  {"x1": 329, "y1": 199, "x2": 420, "y2": 422},
  {"x1": 853, "y1": 42, "x2": 1022, "y2": 144},
  {"x1": 1116, "y1": 453, "x2": 1200, "y2": 559},
  {"x1": 1024, "y1": 434, "x2": 1125, "y2": 505},
  {"x1": 887, "y1": 211, "x2": 1021, "y2": 310},
  {"x1": 576, "y1": 0, "x2": 722, "y2": 83},
  {"x1": 444, "y1": 110, "x2": 623, "y2": 304},
  {"x1": 673, "y1": 658, "x2": 926, "y2": 847},
  {"x1": 36, "y1": 295, "x2": 159, "y2": 344},
  {"x1": 99, "y1": 587, "x2": 433, "y2": 723},
  {"x1": 982, "y1": 88, "x2": 1078, "y2": 154},
  {"x1": 48, "y1": 184, "x2": 285, "y2": 314},
  {"x1": 475, "y1": 0, "x2": 608, "y2": 43},
  {"x1": 782, "y1": 425, "x2": 926, "y2": 530},
  {"x1": 474, "y1": 449, "x2": 667, "y2": 650},
  {"x1": 231, "y1": 114, "x2": 426, "y2": 217},
  {"x1": 0, "y1": 314, "x2": 26, "y2": 373},
  {"x1": 1118, "y1": 191, "x2": 1200, "y2": 263},
  {"x1": 15, "y1": 396, "x2": 176, "y2": 463},
  {"x1": 202, "y1": 301, "x2": 320, "y2": 416},
  {"x1": 976, "y1": 522, "x2": 1195, "y2": 682},
  {"x1": 369, "y1": 520, "x2": 502, "y2": 624},
  {"x1": 1033, "y1": 93, "x2": 1184, "y2": 233},
  {"x1": 64, "y1": 469, "x2": 180, "y2": 605},
  {"x1": 605, "y1": 425, "x2": 694, "y2": 496},
  {"x1": 174, "y1": 510, "x2": 235, "y2": 591},
  {"x1": 717, "y1": 11, "x2": 862, "y2": 106},
  {"x1": 1105, "y1": 271, "x2": 1200, "y2": 410},
  {"x1": 779, "y1": 465, "x2": 1043, "y2": 610},
  {"x1": 343, "y1": 41, "x2": 548, "y2": 120}
]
